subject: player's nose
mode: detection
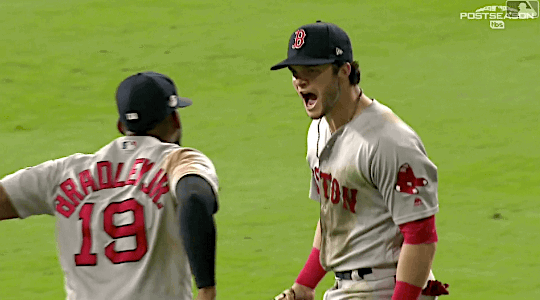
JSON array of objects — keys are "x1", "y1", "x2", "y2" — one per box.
[{"x1": 294, "y1": 76, "x2": 309, "y2": 89}]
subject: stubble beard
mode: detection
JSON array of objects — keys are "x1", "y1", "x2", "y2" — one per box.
[{"x1": 315, "y1": 77, "x2": 341, "y2": 120}]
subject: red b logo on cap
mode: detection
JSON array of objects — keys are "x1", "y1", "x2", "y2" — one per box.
[{"x1": 292, "y1": 29, "x2": 306, "y2": 49}]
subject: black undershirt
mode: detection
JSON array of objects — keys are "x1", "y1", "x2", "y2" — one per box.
[{"x1": 175, "y1": 175, "x2": 218, "y2": 288}]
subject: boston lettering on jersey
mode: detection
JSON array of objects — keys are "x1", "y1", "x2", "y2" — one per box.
[
  {"x1": 55, "y1": 158, "x2": 169, "y2": 218},
  {"x1": 312, "y1": 167, "x2": 357, "y2": 214}
]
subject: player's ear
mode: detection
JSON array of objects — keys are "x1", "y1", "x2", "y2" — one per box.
[
  {"x1": 117, "y1": 119, "x2": 126, "y2": 135},
  {"x1": 171, "y1": 111, "x2": 181, "y2": 129},
  {"x1": 340, "y1": 62, "x2": 352, "y2": 79}
]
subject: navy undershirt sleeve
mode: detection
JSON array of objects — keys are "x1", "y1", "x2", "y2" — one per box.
[{"x1": 175, "y1": 175, "x2": 218, "y2": 288}]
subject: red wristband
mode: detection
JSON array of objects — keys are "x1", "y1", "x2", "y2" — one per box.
[
  {"x1": 392, "y1": 281, "x2": 423, "y2": 300},
  {"x1": 295, "y1": 248, "x2": 327, "y2": 289}
]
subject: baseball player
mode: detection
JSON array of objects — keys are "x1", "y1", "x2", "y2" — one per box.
[
  {"x1": 0, "y1": 72, "x2": 219, "y2": 300},
  {"x1": 270, "y1": 21, "x2": 450, "y2": 300}
]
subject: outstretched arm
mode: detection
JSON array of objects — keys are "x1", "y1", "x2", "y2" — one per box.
[{"x1": 0, "y1": 184, "x2": 19, "y2": 220}]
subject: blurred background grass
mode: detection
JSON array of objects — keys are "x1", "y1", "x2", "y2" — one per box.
[{"x1": 1, "y1": 0, "x2": 539, "y2": 299}]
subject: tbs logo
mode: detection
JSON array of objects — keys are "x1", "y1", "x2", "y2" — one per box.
[
  {"x1": 122, "y1": 140, "x2": 137, "y2": 150},
  {"x1": 490, "y1": 20, "x2": 505, "y2": 29}
]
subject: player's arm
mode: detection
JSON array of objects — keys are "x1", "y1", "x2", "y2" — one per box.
[
  {"x1": 0, "y1": 184, "x2": 19, "y2": 220},
  {"x1": 276, "y1": 220, "x2": 325, "y2": 300},
  {"x1": 163, "y1": 148, "x2": 220, "y2": 300},
  {"x1": 0, "y1": 158, "x2": 65, "y2": 220},
  {"x1": 312, "y1": 218, "x2": 322, "y2": 249},
  {"x1": 369, "y1": 129, "x2": 447, "y2": 299},
  {"x1": 175, "y1": 175, "x2": 218, "y2": 300},
  {"x1": 277, "y1": 120, "x2": 328, "y2": 300},
  {"x1": 393, "y1": 216, "x2": 437, "y2": 300}
]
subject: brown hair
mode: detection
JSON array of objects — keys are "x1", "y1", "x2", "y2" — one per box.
[{"x1": 332, "y1": 60, "x2": 361, "y2": 85}]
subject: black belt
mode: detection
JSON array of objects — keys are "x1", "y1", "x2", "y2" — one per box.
[{"x1": 335, "y1": 268, "x2": 373, "y2": 280}]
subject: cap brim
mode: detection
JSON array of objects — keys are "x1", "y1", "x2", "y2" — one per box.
[
  {"x1": 177, "y1": 97, "x2": 192, "y2": 108},
  {"x1": 270, "y1": 56, "x2": 336, "y2": 70}
]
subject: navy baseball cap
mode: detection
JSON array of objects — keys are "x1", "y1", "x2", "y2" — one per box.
[
  {"x1": 270, "y1": 21, "x2": 353, "y2": 71},
  {"x1": 116, "y1": 72, "x2": 192, "y2": 133}
]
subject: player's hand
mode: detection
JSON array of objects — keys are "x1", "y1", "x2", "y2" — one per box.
[
  {"x1": 274, "y1": 283, "x2": 315, "y2": 300},
  {"x1": 292, "y1": 283, "x2": 315, "y2": 300},
  {"x1": 197, "y1": 286, "x2": 216, "y2": 300}
]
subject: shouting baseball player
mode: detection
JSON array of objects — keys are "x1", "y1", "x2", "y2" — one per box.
[
  {"x1": 270, "y1": 21, "x2": 449, "y2": 300},
  {"x1": 0, "y1": 72, "x2": 219, "y2": 300}
]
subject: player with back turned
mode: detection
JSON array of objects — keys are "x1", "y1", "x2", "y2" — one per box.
[
  {"x1": 0, "y1": 72, "x2": 219, "y2": 300},
  {"x1": 270, "y1": 21, "x2": 450, "y2": 300}
]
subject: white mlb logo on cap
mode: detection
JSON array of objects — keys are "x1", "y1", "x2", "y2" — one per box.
[{"x1": 126, "y1": 113, "x2": 139, "y2": 120}]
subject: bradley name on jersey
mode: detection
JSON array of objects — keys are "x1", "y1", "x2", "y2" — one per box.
[{"x1": 55, "y1": 158, "x2": 169, "y2": 218}]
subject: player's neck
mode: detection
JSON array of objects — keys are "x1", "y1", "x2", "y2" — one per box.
[{"x1": 325, "y1": 86, "x2": 371, "y2": 133}]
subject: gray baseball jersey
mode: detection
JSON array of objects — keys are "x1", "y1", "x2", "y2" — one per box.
[
  {"x1": 307, "y1": 100, "x2": 439, "y2": 272},
  {"x1": 1, "y1": 136, "x2": 219, "y2": 300}
]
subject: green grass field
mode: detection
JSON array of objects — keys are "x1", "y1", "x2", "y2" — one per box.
[{"x1": 1, "y1": 0, "x2": 539, "y2": 299}]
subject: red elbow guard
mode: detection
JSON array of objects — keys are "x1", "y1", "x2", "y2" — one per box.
[{"x1": 398, "y1": 215, "x2": 438, "y2": 245}]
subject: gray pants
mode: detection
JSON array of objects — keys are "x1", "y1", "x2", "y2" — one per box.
[{"x1": 323, "y1": 268, "x2": 437, "y2": 300}]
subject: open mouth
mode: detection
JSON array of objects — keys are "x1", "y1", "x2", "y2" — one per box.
[{"x1": 301, "y1": 92, "x2": 318, "y2": 109}]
